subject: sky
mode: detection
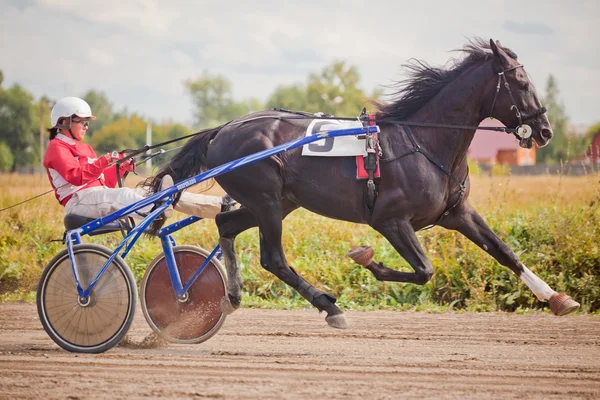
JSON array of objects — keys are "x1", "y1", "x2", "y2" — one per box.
[{"x1": 1, "y1": 0, "x2": 598, "y2": 127}]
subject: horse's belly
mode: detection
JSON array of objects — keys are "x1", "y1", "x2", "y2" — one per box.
[{"x1": 285, "y1": 157, "x2": 369, "y2": 223}]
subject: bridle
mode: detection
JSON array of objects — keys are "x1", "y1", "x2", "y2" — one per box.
[{"x1": 488, "y1": 64, "x2": 548, "y2": 148}]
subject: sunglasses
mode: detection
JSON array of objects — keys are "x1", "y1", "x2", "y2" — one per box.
[{"x1": 71, "y1": 119, "x2": 90, "y2": 128}]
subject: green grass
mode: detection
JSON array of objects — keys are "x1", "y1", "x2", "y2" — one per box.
[{"x1": 1, "y1": 173, "x2": 599, "y2": 314}]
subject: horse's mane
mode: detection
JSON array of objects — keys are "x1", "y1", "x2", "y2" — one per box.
[{"x1": 375, "y1": 38, "x2": 517, "y2": 121}]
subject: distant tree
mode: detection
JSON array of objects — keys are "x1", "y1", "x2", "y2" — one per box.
[
  {"x1": 578, "y1": 121, "x2": 600, "y2": 159},
  {"x1": 306, "y1": 61, "x2": 370, "y2": 116},
  {"x1": 536, "y1": 75, "x2": 569, "y2": 163},
  {"x1": 568, "y1": 121, "x2": 600, "y2": 159},
  {"x1": 0, "y1": 76, "x2": 37, "y2": 170},
  {"x1": 30, "y1": 96, "x2": 53, "y2": 166},
  {"x1": 267, "y1": 61, "x2": 381, "y2": 117},
  {"x1": 0, "y1": 141, "x2": 13, "y2": 172},
  {"x1": 586, "y1": 122, "x2": 600, "y2": 140},
  {"x1": 82, "y1": 90, "x2": 114, "y2": 136},
  {"x1": 184, "y1": 71, "x2": 263, "y2": 128},
  {"x1": 89, "y1": 114, "x2": 193, "y2": 169},
  {"x1": 266, "y1": 84, "x2": 309, "y2": 112},
  {"x1": 88, "y1": 114, "x2": 145, "y2": 153},
  {"x1": 148, "y1": 123, "x2": 192, "y2": 166}
]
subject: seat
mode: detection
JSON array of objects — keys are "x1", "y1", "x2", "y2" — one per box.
[{"x1": 63, "y1": 214, "x2": 134, "y2": 237}]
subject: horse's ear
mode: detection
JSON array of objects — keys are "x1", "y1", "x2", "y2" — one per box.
[
  {"x1": 490, "y1": 38, "x2": 510, "y2": 69},
  {"x1": 490, "y1": 39, "x2": 497, "y2": 53}
]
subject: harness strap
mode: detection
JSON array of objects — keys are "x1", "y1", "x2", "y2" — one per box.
[
  {"x1": 114, "y1": 108, "x2": 526, "y2": 172},
  {"x1": 363, "y1": 114, "x2": 379, "y2": 210},
  {"x1": 403, "y1": 125, "x2": 466, "y2": 190},
  {"x1": 384, "y1": 125, "x2": 467, "y2": 230}
]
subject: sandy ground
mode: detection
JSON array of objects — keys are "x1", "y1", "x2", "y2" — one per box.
[{"x1": 0, "y1": 303, "x2": 599, "y2": 399}]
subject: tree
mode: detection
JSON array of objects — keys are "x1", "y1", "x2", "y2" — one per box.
[
  {"x1": 266, "y1": 61, "x2": 381, "y2": 117},
  {"x1": 536, "y1": 75, "x2": 569, "y2": 163},
  {"x1": 31, "y1": 96, "x2": 53, "y2": 169},
  {"x1": 184, "y1": 71, "x2": 263, "y2": 128},
  {"x1": 0, "y1": 75, "x2": 37, "y2": 170},
  {"x1": 266, "y1": 84, "x2": 309, "y2": 112},
  {"x1": 148, "y1": 123, "x2": 191, "y2": 166},
  {"x1": 579, "y1": 121, "x2": 600, "y2": 160},
  {"x1": 306, "y1": 61, "x2": 369, "y2": 116},
  {"x1": 82, "y1": 90, "x2": 115, "y2": 136},
  {"x1": 569, "y1": 122, "x2": 600, "y2": 159},
  {"x1": 88, "y1": 114, "x2": 145, "y2": 153},
  {"x1": 0, "y1": 141, "x2": 13, "y2": 172},
  {"x1": 89, "y1": 114, "x2": 193, "y2": 168},
  {"x1": 585, "y1": 122, "x2": 600, "y2": 140}
]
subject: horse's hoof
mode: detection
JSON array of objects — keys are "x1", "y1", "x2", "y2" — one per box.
[
  {"x1": 549, "y1": 293, "x2": 580, "y2": 316},
  {"x1": 347, "y1": 246, "x2": 374, "y2": 267},
  {"x1": 325, "y1": 313, "x2": 348, "y2": 329},
  {"x1": 220, "y1": 296, "x2": 238, "y2": 315}
]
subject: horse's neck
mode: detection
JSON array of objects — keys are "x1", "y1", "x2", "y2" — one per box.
[{"x1": 412, "y1": 61, "x2": 493, "y2": 174}]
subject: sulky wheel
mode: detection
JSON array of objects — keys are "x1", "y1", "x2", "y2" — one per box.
[
  {"x1": 140, "y1": 245, "x2": 227, "y2": 344},
  {"x1": 36, "y1": 244, "x2": 137, "y2": 353}
]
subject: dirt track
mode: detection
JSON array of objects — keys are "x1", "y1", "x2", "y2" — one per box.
[{"x1": 0, "y1": 303, "x2": 599, "y2": 399}]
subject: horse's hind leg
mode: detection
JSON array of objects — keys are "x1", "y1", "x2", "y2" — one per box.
[
  {"x1": 215, "y1": 200, "x2": 304, "y2": 316},
  {"x1": 440, "y1": 201, "x2": 579, "y2": 315},
  {"x1": 216, "y1": 207, "x2": 257, "y2": 314},
  {"x1": 253, "y1": 198, "x2": 347, "y2": 329}
]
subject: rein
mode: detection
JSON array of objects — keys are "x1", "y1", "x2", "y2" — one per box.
[
  {"x1": 0, "y1": 146, "x2": 185, "y2": 214},
  {"x1": 0, "y1": 189, "x2": 55, "y2": 213},
  {"x1": 114, "y1": 145, "x2": 183, "y2": 188},
  {"x1": 238, "y1": 110, "x2": 521, "y2": 134},
  {"x1": 119, "y1": 63, "x2": 547, "y2": 172},
  {"x1": 3, "y1": 63, "x2": 546, "y2": 213}
]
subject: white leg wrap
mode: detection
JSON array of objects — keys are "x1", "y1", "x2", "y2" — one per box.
[{"x1": 519, "y1": 266, "x2": 556, "y2": 301}]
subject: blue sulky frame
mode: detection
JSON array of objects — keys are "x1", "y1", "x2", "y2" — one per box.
[{"x1": 65, "y1": 125, "x2": 380, "y2": 302}]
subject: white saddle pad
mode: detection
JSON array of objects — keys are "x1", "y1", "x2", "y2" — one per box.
[{"x1": 301, "y1": 119, "x2": 366, "y2": 157}]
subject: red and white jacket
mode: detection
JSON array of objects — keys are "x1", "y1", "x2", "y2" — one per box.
[{"x1": 44, "y1": 134, "x2": 118, "y2": 206}]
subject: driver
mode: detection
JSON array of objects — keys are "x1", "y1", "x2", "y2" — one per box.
[{"x1": 43, "y1": 97, "x2": 234, "y2": 220}]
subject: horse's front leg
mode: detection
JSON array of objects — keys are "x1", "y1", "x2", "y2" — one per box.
[{"x1": 440, "y1": 201, "x2": 579, "y2": 315}]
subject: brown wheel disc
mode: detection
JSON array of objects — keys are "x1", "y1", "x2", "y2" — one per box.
[{"x1": 140, "y1": 245, "x2": 227, "y2": 344}]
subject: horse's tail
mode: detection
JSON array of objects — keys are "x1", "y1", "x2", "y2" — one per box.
[{"x1": 139, "y1": 124, "x2": 225, "y2": 235}]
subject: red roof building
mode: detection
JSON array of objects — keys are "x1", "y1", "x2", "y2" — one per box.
[{"x1": 468, "y1": 119, "x2": 536, "y2": 165}]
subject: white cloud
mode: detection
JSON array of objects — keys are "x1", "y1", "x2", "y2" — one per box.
[
  {"x1": 87, "y1": 48, "x2": 115, "y2": 66},
  {"x1": 38, "y1": 0, "x2": 178, "y2": 35},
  {"x1": 0, "y1": 0, "x2": 598, "y2": 125}
]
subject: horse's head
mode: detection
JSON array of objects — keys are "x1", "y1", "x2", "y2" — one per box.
[{"x1": 485, "y1": 39, "x2": 552, "y2": 149}]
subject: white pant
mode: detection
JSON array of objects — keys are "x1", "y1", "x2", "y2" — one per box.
[{"x1": 64, "y1": 187, "x2": 222, "y2": 219}]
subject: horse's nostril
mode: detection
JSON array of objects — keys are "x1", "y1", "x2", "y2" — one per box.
[{"x1": 541, "y1": 129, "x2": 553, "y2": 140}]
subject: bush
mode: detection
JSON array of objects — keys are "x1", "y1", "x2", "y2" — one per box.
[{"x1": 1, "y1": 173, "x2": 599, "y2": 313}]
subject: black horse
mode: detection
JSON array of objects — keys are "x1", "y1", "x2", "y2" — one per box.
[{"x1": 147, "y1": 39, "x2": 579, "y2": 328}]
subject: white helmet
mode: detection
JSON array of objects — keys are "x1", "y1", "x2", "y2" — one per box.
[{"x1": 50, "y1": 97, "x2": 96, "y2": 128}]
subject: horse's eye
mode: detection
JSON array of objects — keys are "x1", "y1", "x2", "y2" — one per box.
[{"x1": 520, "y1": 83, "x2": 529, "y2": 91}]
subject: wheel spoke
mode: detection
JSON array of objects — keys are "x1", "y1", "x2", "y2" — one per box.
[{"x1": 37, "y1": 245, "x2": 136, "y2": 353}]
